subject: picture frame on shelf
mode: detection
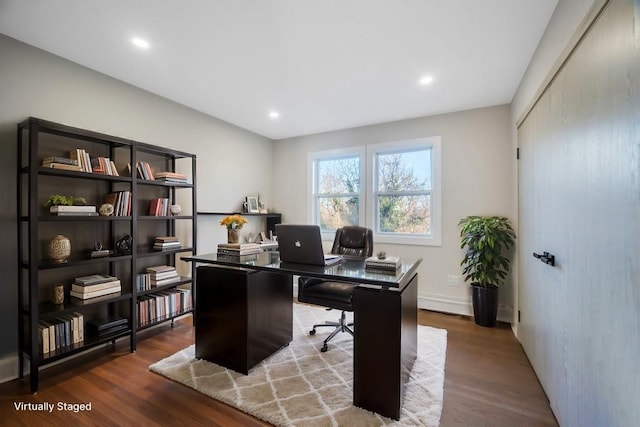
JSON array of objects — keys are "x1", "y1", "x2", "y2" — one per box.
[{"x1": 246, "y1": 196, "x2": 259, "y2": 213}]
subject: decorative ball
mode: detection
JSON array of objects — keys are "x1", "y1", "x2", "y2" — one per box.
[
  {"x1": 99, "y1": 203, "x2": 114, "y2": 216},
  {"x1": 170, "y1": 204, "x2": 182, "y2": 216}
]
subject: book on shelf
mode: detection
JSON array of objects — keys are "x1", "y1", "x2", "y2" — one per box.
[
  {"x1": 42, "y1": 162, "x2": 83, "y2": 172},
  {"x1": 69, "y1": 148, "x2": 93, "y2": 173},
  {"x1": 89, "y1": 156, "x2": 119, "y2": 176},
  {"x1": 137, "y1": 288, "x2": 192, "y2": 327},
  {"x1": 147, "y1": 265, "x2": 179, "y2": 282},
  {"x1": 87, "y1": 249, "x2": 114, "y2": 258},
  {"x1": 70, "y1": 285, "x2": 121, "y2": 300},
  {"x1": 137, "y1": 273, "x2": 151, "y2": 291},
  {"x1": 38, "y1": 322, "x2": 50, "y2": 354},
  {"x1": 51, "y1": 211, "x2": 99, "y2": 216},
  {"x1": 74, "y1": 274, "x2": 118, "y2": 286},
  {"x1": 38, "y1": 312, "x2": 85, "y2": 353},
  {"x1": 154, "y1": 243, "x2": 182, "y2": 251},
  {"x1": 105, "y1": 191, "x2": 131, "y2": 216},
  {"x1": 154, "y1": 171, "x2": 187, "y2": 179},
  {"x1": 49, "y1": 205, "x2": 96, "y2": 212},
  {"x1": 136, "y1": 161, "x2": 155, "y2": 180},
  {"x1": 86, "y1": 316, "x2": 128, "y2": 337},
  {"x1": 71, "y1": 279, "x2": 120, "y2": 294},
  {"x1": 364, "y1": 255, "x2": 402, "y2": 271},
  {"x1": 156, "y1": 177, "x2": 189, "y2": 184},
  {"x1": 41, "y1": 156, "x2": 78, "y2": 166},
  {"x1": 149, "y1": 198, "x2": 169, "y2": 216}
]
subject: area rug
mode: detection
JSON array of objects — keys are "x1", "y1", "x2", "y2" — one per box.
[{"x1": 149, "y1": 303, "x2": 447, "y2": 426}]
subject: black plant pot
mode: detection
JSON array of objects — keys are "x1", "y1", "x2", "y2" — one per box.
[{"x1": 471, "y1": 285, "x2": 498, "y2": 327}]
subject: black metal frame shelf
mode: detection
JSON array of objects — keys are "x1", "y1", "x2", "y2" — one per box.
[{"x1": 17, "y1": 117, "x2": 197, "y2": 392}]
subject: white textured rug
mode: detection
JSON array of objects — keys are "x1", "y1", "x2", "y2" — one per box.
[{"x1": 149, "y1": 303, "x2": 447, "y2": 426}]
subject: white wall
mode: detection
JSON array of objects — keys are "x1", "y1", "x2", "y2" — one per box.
[
  {"x1": 272, "y1": 105, "x2": 515, "y2": 319},
  {"x1": 0, "y1": 35, "x2": 273, "y2": 362}
]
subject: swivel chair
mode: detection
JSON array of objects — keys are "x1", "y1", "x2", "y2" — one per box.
[{"x1": 297, "y1": 226, "x2": 373, "y2": 352}]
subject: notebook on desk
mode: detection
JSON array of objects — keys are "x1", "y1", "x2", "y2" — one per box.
[{"x1": 275, "y1": 224, "x2": 343, "y2": 266}]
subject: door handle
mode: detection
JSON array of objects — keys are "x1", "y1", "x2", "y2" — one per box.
[{"x1": 533, "y1": 251, "x2": 555, "y2": 266}]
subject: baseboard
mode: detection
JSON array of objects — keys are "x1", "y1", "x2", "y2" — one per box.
[
  {"x1": 418, "y1": 292, "x2": 513, "y2": 324},
  {"x1": 0, "y1": 353, "x2": 19, "y2": 384}
]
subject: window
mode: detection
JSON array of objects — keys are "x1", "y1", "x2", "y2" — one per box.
[
  {"x1": 309, "y1": 148, "x2": 365, "y2": 233},
  {"x1": 309, "y1": 137, "x2": 440, "y2": 246},
  {"x1": 369, "y1": 138, "x2": 441, "y2": 245}
]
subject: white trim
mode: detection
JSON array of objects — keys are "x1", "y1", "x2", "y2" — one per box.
[
  {"x1": 0, "y1": 353, "x2": 19, "y2": 384},
  {"x1": 418, "y1": 291, "x2": 513, "y2": 323}
]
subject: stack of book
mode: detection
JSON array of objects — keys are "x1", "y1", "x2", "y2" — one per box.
[
  {"x1": 38, "y1": 312, "x2": 84, "y2": 355},
  {"x1": 49, "y1": 205, "x2": 98, "y2": 216},
  {"x1": 217, "y1": 243, "x2": 262, "y2": 256},
  {"x1": 86, "y1": 316, "x2": 128, "y2": 338},
  {"x1": 146, "y1": 265, "x2": 180, "y2": 287},
  {"x1": 155, "y1": 171, "x2": 188, "y2": 184},
  {"x1": 364, "y1": 255, "x2": 402, "y2": 273},
  {"x1": 153, "y1": 236, "x2": 182, "y2": 251},
  {"x1": 41, "y1": 156, "x2": 82, "y2": 172},
  {"x1": 70, "y1": 274, "x2": 121, "y2": 300}
]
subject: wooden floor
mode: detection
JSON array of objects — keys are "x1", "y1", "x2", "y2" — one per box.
[{"x1": 0, "y1": 308, "x2": 558, "y2": 427}]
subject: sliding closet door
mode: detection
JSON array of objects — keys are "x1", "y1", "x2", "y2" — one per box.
[{"x1": 518, "y1": 0, "x2": 640, "y2": 425}]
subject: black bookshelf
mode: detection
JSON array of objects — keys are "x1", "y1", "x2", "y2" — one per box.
[{"x1": 17, "y1": 117, "x2": 197, "y2": 392}]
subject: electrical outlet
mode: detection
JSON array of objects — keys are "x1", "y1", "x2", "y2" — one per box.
[{"x1": 447, "y1": 275, "x2": 460, "y2": 286}]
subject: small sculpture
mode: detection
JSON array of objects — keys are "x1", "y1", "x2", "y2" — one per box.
[
  {"x1": 99, "y1": 203, "x2": 114, "y2": 216},
  {"x1": 115, "y1": 234, "x2": 133, "y2": 255},
  {"x1": 170, "y1": 204, "x2": 182, "y2": 216}
]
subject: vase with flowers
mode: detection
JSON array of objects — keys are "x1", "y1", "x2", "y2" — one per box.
[{"x1": 220, "y1": 214, "x2": 248, "y2": 244}]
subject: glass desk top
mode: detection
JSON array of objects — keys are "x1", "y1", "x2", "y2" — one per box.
[{"x1": 184, "y1": 252, "x2": 422, "y2": 290}]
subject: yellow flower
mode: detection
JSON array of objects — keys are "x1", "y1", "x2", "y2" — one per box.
[{"x1": 220, "y1": 214, "x2": 248, "y2": 230}]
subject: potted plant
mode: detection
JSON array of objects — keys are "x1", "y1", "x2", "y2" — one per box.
[
  {"x1": 44, "y1": 195, "x2": 87, "y2": 207},
  {"x1": 459, "y1": 215, "x2": 516, "y2": 327},
  {"x1": 220, "y1": 214, "x2": 248, "y2": 244}
]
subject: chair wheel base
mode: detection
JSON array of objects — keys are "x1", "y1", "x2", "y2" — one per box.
[
  {"x1": 309, "y1": 329, "x2": 316, "y2": 335},
  {"x1": 321, "y1": 344, "x2": 328, "y2": 352}
]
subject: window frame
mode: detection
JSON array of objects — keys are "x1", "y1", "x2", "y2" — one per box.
[
  {"x1": 308, "y1": 146, "x2": 366, "y2": 239},
  {"x1": 367, "y1": 137, "x2": 441, "y2": 246},
  {"x1": 307, "y1": 137, "x2": 441, "y2": 246}
]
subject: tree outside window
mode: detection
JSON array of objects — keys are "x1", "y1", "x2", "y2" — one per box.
[
  {"x1": 375, "y1": 149, "x2": 431, "y2": 234},
  {"x1": 315, "y1": 156, "x2": 360, "y2": 231}
]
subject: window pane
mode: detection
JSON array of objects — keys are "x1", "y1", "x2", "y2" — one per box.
[
  {"x1": 378, "y1": 195, "x2": 430, "y2": 234},
  {"x1": 318, "y1": 157, "x2": 360, "y2": 194},
  {"x1": 377, "y1": 149, "x2": 431, "y2": 192},
  {"x1": 318, "y1": 196, "x2": 359, "y2": 230}
]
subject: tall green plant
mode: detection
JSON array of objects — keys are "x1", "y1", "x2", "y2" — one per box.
[{"x1": 459, "y1": 216, "x2": 516, "y2": 288}]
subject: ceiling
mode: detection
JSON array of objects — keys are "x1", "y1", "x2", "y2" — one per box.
[{"x1": 0, "y1": 0, "x2": 558, "y2": 140}]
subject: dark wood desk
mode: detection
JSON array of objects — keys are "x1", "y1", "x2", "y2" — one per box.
[{"x1": 184, "y1": 252, "x2": 421, "y2": 420}]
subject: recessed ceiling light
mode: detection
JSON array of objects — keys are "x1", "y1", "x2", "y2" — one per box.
[
  {"x1": 269, "y1": 111, "x2": 280, "y2": 119},
  {"x1": 132, "y1": 37, "x2": 150, "y2": 49},
  {"x1": 419, "y1": 75, "x2": 434, "y2": 86}
]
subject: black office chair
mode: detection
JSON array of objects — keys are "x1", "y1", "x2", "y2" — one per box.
[{"x1": 297, "y1": 226, "x2": 373, "y2": 352}]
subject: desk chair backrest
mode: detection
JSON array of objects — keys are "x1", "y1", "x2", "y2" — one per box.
[{"x1": 330, "y1": 226, "x2": 373, "y2": 257}]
